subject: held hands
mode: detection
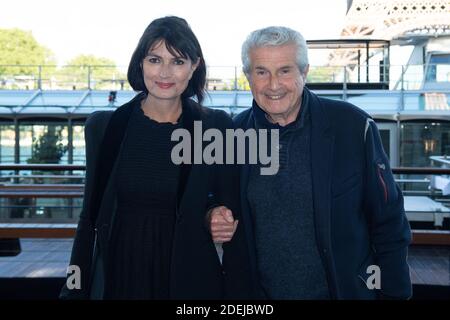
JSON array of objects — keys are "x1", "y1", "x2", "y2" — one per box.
[{"x1": 208, "y1": 206, "x2": 238, "y2": 243}]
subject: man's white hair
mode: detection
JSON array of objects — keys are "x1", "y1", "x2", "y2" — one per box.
[{"x1": 241, "y1": 26, "x2": 309, "y2": 77}]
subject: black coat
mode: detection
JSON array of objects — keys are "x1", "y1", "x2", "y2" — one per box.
[{"x1": 60, "y1": 93, "x2": 252, "y2": 299}]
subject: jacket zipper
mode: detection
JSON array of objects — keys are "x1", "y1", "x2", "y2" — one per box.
[
  {"x1": 93, "y1": 227, "x2": 98, "y2": 259},
  {"x1": 377, "y1": 163, "x2": 388, "y2": 203}
]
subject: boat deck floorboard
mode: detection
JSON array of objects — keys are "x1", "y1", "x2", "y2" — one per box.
[{"x1": 0, "y1": 239, "x2": 448, "y2": 287}]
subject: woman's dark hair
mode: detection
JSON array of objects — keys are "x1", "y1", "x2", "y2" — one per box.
[{"x1": 127, "y1": 16, "x2": 206, "y2": 103}]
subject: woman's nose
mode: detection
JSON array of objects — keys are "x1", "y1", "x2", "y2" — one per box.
[{"x1": 159, "y1": 63, "x2": 172, "y2": 78}]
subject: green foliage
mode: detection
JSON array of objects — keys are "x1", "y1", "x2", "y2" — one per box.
[
  {"x1": 67, "y1": 54, "x2": 116, "y2": 66},
  {"x1": 0, "y1": 28, "x2": 56, "y2": 75},
  {"x1": 223, "y1": 72, "x2": 250, "y2": 91},
  {"x1": 59, "y1": 54, "x2": 125, "y2": 89},
  {"x1": 0, "y1": 29, "x2": 125, "y2": 89},
  {"x1": 27, "y1": 126, "x2": 67, "y2": 164},
  {"x1": 237, "y1": 73, "x2": 250, "y2": 90},
  {"x1": 307, "y1": 66, "x2": 343, "y2": 83}
]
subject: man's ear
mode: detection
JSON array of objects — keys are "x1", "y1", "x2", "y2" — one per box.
[
  {"x1": 302, "y1": 64, "x2": 310, "y2": 80},
  {"x1": 244, "y1": 71, "x2": 251, "y2": 84}
]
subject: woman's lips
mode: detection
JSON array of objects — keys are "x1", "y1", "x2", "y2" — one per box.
[{"x1": 156, "y1": 82, "x2": 175, "y2": 89}]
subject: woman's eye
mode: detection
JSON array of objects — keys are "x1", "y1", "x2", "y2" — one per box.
[
  {"x1": 174, "y1": 59, "x2": 185, "y2": 65},
  {"x1": 147, "y1": 57, "x2": 160, "y2": 63}
]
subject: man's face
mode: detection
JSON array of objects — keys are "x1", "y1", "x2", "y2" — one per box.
[{"x1": 247, "y1": 44, "x2": 308, "y2": 124}]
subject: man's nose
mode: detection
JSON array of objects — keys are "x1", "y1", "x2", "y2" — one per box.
[{"x1": 269, "y1": 75, "x2": 280, "y2": 90}]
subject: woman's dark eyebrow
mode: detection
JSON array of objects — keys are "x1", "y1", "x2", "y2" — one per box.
[{"x1": 146, "y1": 53, "x2": 186, "y2": 60}]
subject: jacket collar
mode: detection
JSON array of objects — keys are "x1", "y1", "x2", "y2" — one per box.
[{"x1": 252, "y1": 87, "x2": 311, "y2": 133}]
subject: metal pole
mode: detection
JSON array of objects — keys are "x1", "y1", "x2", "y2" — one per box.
[
  {"x1": 366, "y1": 41, "x2": 369, "y2": 83},
  {"x1": 396, "y1": 114, "x2": 401, "y2": 167},
  {"x1": 234, "y1": 66, "x2": 238, "y2": 91},
  {"x1": 10, "y1": 117, "x2": 21, "y2": 220},
  {"x1": 343, "y1": 66, "x2": 347, "y2": 101},
  {"x1": 357, "y1": 50, "x2": 361, "y2": 83},
  {"x1": 386, "y1": 44, "x2": 390, "y2": 87},
  {"x1": 14, "y1": 118, "x2": 20, "y2": 164},
  {"x1": 67, "y1": 118, "x2": 73, "y2": 219},
  {"x1": 38, "y1": 65, "x2": 42, "y2": 90},
  {"x1": 68, "y1": 118, "x2": 73, "y2": 164},
  {"x1": 88, "y1": 66, "x2": 91, "y2": 90},
  {"x1": 400, "y1": 65, "x2": 405, "y2": 112},
  {"x1": 13, "y1": 118, "x2": 20, "y2": 195}
]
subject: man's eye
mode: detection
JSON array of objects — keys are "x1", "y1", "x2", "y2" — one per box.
[{"x1": 256, "y1": 70, "x2": 266, "y2": 76}]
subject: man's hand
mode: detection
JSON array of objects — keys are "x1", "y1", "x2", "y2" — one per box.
[{"x1": 208, "y1": 206, "x2": 238, "y2": 243}]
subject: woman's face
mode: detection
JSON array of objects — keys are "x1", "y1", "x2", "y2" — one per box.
[{"x1": 142, "y1": 40, "x2": 199, "y2": 103}]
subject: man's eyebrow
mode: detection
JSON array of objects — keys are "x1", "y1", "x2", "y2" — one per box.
[{"x1": 254, "y1": 65, "x2": 294, "y2": 71}]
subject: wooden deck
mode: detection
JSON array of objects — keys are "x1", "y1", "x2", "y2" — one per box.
[
  {"x1": 408, "y1": 245, "x2": 450, "y2": 286},
  {"x1": 0, "y1": 239, "x2": 448, "y2": 288},
  {"x1": 0, "y1": 223, "x2": 77, "y2": 238},
  {"x1": 0, "y1": 239, "x2": 72, "y2": 278}
]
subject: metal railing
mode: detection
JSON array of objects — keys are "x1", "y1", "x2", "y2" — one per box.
[
  {"x1": 0, "y1": 164, "x2": 447, "y2": 248},
  {"x1": 0, "y1": 65, "x2": 130, "y2": 91},
  {"x1": 0, "y1": 164, "x2": 84, "y2": 222},
  {"x1": 0, "y1": 63, "x2": 448, "y2": 91},
  {"x1": 0, "y1": 165, "x2": 447, "y2": 225}
]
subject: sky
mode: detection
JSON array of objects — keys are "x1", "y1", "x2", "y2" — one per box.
[{"x1": 0, "y1": 0, "x2": 349, "y2": 72}]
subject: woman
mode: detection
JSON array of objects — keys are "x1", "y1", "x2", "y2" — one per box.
[{"x1": 60, "y1": 16, "x2": 252, "y2": 299}]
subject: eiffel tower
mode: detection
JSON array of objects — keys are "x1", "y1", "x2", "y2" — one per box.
[{"x1": 329, "y1": 0, "x2": 450, "y2": 66}]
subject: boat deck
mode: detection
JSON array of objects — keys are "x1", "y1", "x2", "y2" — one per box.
[{"x1": 0, "y1": 239, "x2": 448, "y2": 287}]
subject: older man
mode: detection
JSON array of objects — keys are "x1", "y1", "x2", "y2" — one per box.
[{"x1": 209, "y1": 26, "x2": 412, "y2": 299}]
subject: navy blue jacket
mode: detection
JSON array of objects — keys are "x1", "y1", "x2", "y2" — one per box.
[{"x1": 234, "y1": 87, "x2": 412, "y2": 299}]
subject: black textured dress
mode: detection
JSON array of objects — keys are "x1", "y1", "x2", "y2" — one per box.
[{"x1": 105, "y1": 105, "x2": 181, "y2": 299}]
